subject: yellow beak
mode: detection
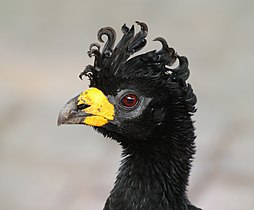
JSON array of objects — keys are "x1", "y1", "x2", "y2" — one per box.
[{"x1": 57, "y1": 87, "x2": 115, "y2": 127}]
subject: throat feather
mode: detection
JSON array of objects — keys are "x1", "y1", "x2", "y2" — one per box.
[{"x1": 105, "y1": 137, "x2": 194, "y2": 210}]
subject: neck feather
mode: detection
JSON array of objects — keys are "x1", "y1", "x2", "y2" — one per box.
[{"x1": 104, "y1": 117, "x2": 196, "y2": 210}]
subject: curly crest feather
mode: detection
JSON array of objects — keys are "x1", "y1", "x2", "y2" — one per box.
[{"x1": 79, "y1": 21, "x2": 196, "y2": 113}]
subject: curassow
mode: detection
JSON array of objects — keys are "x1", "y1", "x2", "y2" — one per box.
[{"x1": 58, "y1": 21, "x2": 201, "y2": 210}]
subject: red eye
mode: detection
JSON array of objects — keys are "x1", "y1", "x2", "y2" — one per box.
[{"x1": 121, "y1": 94, "x2": 138, "y2": 108}]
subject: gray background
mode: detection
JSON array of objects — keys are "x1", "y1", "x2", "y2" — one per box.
[{"x1": 1, "y1": 0, "x2": 254, "y2": 209}]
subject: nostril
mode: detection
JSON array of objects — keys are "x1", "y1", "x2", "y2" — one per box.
[{"x1": 77, "y1": 103, "x2": 90, "y2": 110}]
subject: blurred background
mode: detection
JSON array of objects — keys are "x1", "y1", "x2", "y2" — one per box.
[{"x1": 1, "y1": 0, "x2": 254, "y2": 209}]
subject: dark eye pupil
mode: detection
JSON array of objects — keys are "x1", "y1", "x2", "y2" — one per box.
[{"x1": 122, "y1": 94, "x2": 138, "y2": 107}]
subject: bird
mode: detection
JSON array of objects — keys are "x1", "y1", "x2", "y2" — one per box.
[{"x1": 57, "y1": 21, "x2": 201, "y2": 210}]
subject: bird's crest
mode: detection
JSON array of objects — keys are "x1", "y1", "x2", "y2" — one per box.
[
  {"x1": 79, "y1": 22, "x2": 196, "y2": 111},
  {"x1": 80, "y1": 21, "x2": 190, "y2": 86}
]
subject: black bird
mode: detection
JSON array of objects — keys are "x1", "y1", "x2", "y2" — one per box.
[{"x1": 58, "y1": 21, "x2": 201, "y2": 210}]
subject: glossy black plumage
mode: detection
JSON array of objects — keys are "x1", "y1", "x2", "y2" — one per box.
[{"x1": 79, "y1": 22, "x2": 201, "y2": 210}]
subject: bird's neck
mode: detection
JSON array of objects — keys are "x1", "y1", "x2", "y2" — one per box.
[{"x1": 105, "y1": 122, "x2": 196, "y2": 210}]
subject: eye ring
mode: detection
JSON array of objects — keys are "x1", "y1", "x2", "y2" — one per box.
[{"x1": 120, "y1": 93, "x2": 139, "y2": 109}]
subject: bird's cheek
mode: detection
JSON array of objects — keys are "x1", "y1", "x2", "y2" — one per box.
[{"x1": 152, "y1": 107, "x2": 166, "y2": 123}]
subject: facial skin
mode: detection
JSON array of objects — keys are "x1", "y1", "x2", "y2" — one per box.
[{"x1": 57, "y1": 87, "x2": 152, "y2": 133}]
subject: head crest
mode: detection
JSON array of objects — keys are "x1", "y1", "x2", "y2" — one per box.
[{"x1": 79, "y1": 21, "x2": 190, "y2": 89}]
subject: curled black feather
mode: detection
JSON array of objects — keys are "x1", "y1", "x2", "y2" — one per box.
[
  {"x1": 170, "y1": 56, "x2": 190, "y2": 82},
  {"x1": 127, "y1": 21, "x2": 148, "y2": 54},
  {"x1": 87, "y1": 43, "x2": 101, "y2": 68},
  {"x1": 184, "y1": 84, "x2": 197, "y2": 113},
  {"x1": 140, "y1": 37, "x2": 177, "y2": 72},
  {"x1": 97, "y1": 27, "x2": 116, "y2": 58},
  {"x1": 153, "y1": 37, "x2": 177, "y2": 66},
  {"x1": 110, "y1": 24, "x2": 135, "y2": 75},
  {"x1": 88, "y1": 43, "x2": 100, "y2": 57},
  {"x1": 79, "y1": 65, "x2": 94, "y2": 81},
  {"x1": 81, "y1": 22, "x2": 195, "y2": 109}
]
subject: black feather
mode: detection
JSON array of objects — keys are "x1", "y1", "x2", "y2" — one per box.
[{"x1": 79, "y1": 22, "x2": 201, "y2": 210}]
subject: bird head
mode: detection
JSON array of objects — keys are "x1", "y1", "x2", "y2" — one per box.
[{"x1": 57, "y1": 22, "x2": 196, "y2": 142}]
